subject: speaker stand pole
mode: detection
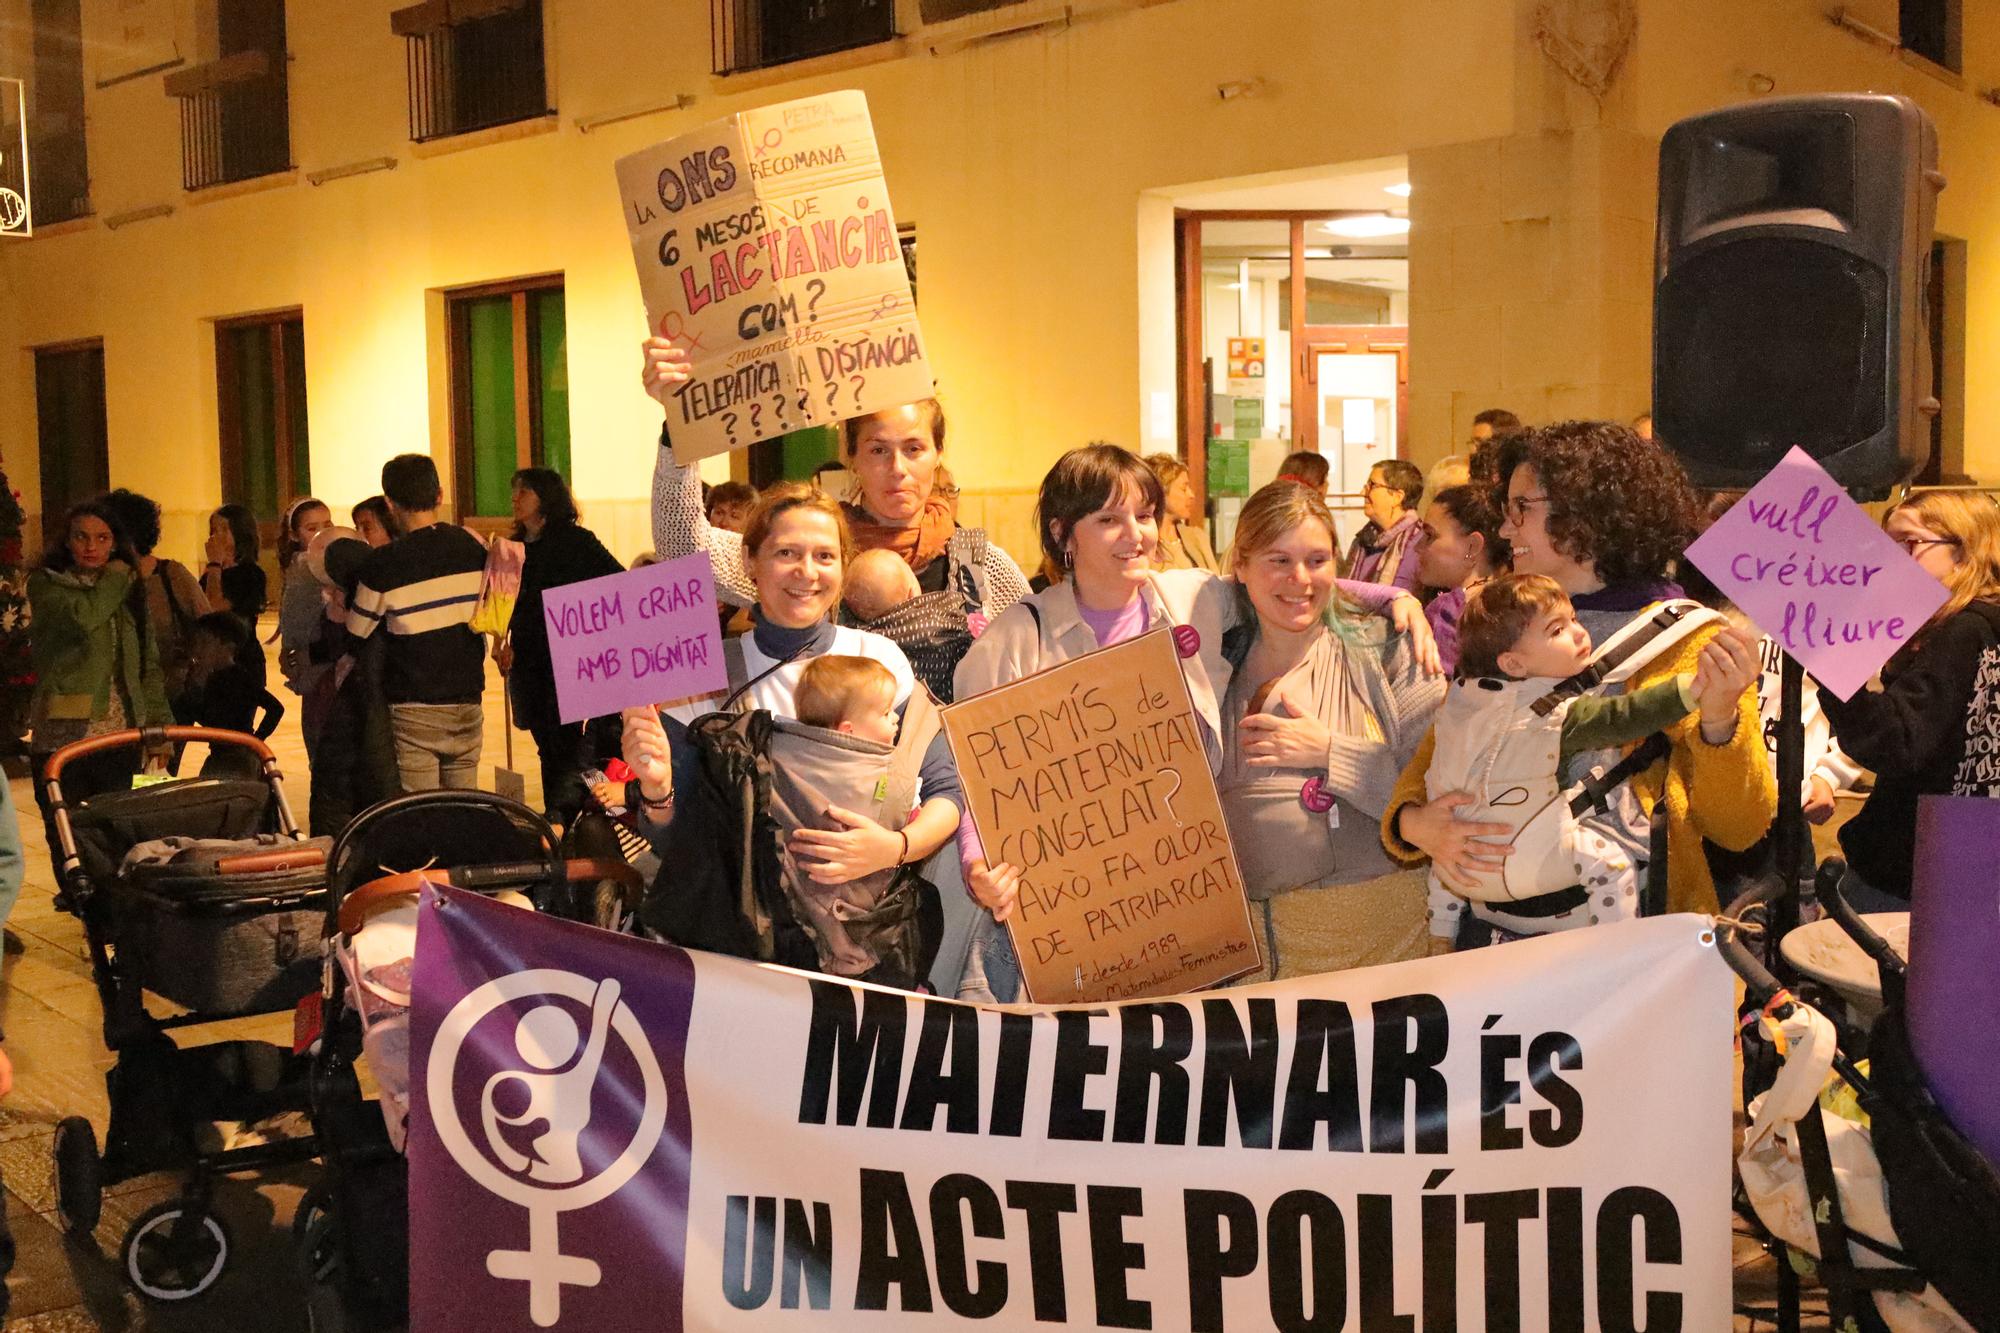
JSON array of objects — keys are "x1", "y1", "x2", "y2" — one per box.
[{"x1": 1772, "y1": 652, "x2": 1808, "y2": 948}]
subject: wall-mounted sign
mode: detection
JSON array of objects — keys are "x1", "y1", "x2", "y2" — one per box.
[{"x1": 0, "y1": 79, "x2": 28, "y2": 238}]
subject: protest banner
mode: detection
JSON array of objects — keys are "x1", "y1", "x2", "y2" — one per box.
[
  {"x1": 941, "y1": 629, "x2": 1259, "y2": 1003},
  {"x1": 543, "y1": 552, "x2": 727, "y2": 723},
  {"x1": 410, "y1": 887, "x2": 1735, "y2": 1331},
  {"x1": 615, "y1": 91, "x2": 932, "y2": 464},
  {"x1": 1683, "y1": 446, "x2": 1947, "y2": 700}
]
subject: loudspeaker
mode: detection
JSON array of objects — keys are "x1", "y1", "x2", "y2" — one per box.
[{"x1": 1654, "y1": 93, "x2": 1942, "y2": 495}]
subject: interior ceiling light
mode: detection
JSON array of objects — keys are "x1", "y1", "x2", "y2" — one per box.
[
  {"x1": 1383, "y1": 182, "x2": 1413, "y2": 197},
  {"x1": 1323, "y1": 214, "x2": 1411, "y2": 238}
]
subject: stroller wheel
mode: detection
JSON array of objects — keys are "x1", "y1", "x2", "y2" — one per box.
[
  {"x1": 122, "y1": 1198, "x2": 231, "y2": 1302},
  {"x1": 295, "y1": 1201, "x2": 348, "y2": 1333},
  {"x1": 52, "y1": 1116, "x2": 103, "y2": 1234}
]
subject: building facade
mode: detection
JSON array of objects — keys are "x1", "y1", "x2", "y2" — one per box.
[{"x1": 1, "y1": 0, "x2": 1993, "y2": 569}]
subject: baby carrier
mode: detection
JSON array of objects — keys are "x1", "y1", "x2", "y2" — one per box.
[
  {"x1": 643, "y1": 645, "x2": 946, "y2": 990},
  {"x1": 1428, "y1": 599, "x2": 1722, "y2": 903}
]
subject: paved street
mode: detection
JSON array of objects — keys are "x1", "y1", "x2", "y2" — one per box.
[{"x1": 0, "y1": 655, "x2": 539, "y2": 1331}]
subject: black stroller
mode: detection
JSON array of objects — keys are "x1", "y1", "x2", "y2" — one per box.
[
  {"x1": 43, "y1": 726, "x2": 330, "y2": 1303},
  {"x1": 299, "y1": 789, "x2": 642, "y2": 1332},
  {"x1": 1719, "y1": 860, "x2": 2000, "y2": 1332}
]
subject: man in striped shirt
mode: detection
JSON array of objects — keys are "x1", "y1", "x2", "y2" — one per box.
[{"x1": 349, "y1": 455, "x2": 489, "y2": 791}]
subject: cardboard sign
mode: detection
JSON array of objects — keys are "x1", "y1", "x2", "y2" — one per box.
[
  {"x1": 942, "y1": 629, "x2": 1259, "y2": 1002},
  {"x1": 1683, "y1": 447, "x2": 1947, "y2": 700},
  {"x1": 544, "y1": 553, "x2": 729, "y2": 723},
  {"x1": 615, "y1": 91, "x2": 932, "y2": 465}
]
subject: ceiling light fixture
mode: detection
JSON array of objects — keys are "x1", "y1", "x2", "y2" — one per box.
[
  {"x1": 1322, "y1": 214, "x2": 1411, "y2": 238},
  {"x1": 1383, "y1": 182, "x2": 1413, "y2": 197}
]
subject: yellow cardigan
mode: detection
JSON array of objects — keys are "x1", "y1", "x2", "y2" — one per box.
[{"x1": 1380, "y1": 617, "x2": 1776, "y2": 915}]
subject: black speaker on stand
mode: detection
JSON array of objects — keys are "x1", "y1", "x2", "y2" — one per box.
[
  {"x1": 1655, "y1": 93, "x2": 1942, "y2": 496},
  {"x1": 1655, "y1": 97, "x2": 1943, "y2": 1333}
]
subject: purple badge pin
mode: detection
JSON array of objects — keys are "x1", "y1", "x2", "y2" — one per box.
[
  {"x1": 1172, "y1": 624, "x2": 1201, "y2": 659},
  {"x1": 1301, "y1": 776, "x2": 1336, "y2": 813}
]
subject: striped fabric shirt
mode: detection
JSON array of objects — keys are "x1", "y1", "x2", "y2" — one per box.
[{"x1": 348, "y1": 522, "x2": 489, "y2": 704}]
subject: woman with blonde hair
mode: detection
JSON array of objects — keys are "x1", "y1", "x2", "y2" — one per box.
[
  {"x1": 1143, "y1": 453, "x2": 1220, "y2": 573},
  {"x1": 1217, "y1": 481, "x2": 1445, "y2": 974},
  {"x1": 1820, "y1": 489, "x2": 2000, "y2": 906}
]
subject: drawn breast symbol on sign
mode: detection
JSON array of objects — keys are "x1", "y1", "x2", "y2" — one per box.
[{"x1": 1160, "y1": 767, "x2": 1185, "y2": 827}]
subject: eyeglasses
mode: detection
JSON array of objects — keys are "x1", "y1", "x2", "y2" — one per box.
[
  {"x1": 1892, "y1": 535, "x2": 1959, "y2": 556},
  {"x1": 1503, "y1": 494, "x2": 1551, "y2": 525}
]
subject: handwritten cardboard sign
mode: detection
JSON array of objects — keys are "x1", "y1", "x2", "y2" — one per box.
[
  {"x1": 545, "y1": 553, "x2": 729, "y2": 723},
  {"x1": 1684, "y1": 447, "x2": 1947, "y2": 700},
  {"x1": 942, "y1": 629, "x2": 1260, "y2": 1002},
  {"x1": 614, "y1": 91, "x2": 932, "y2": 465}
]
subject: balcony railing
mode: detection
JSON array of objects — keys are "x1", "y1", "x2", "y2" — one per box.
[
  {"x1": 165, "y1": 50, "x2": 291, "y2": 191},
  {"x1": 393, "y1": 0, "x2": 549, "y2": 143},
  {"x1": 711, "y1": 0, "x2": 898, "y2": 75}
]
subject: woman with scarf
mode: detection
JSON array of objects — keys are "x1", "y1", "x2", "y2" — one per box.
[{"x1": 642, "y1": 337, "x2": 1030, "y2": 702}]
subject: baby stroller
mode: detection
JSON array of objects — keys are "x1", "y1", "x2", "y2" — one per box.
[
  {"x1": 1719, "y1": 861, "x2": 2000, "y2": 1332},
  {"x1": 43, "y1": 726, "x2": 330, "y2": 1303},
  {"x1": 300, "y1": 789, "x2": 642, "y2": 1332}
]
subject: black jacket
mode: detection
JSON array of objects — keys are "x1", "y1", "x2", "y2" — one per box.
[
  {"x1": 506, "y1": 522, "x2": 624, "y2": 731},
  {"x1": 1821, "y1": 600, "x2": 2000, "y2": 897}
]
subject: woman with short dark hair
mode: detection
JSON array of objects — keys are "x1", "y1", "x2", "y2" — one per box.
[{"x1": 496, "y1": 467, "x2": 624, "y2": 828}]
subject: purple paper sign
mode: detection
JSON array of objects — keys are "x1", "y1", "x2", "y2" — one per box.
[
  {"x1": 544, "y1": 552, "x2": 728, "y2": 723},
  {"x1": 1683, "y1": 447, "x2": 1947, "y2": 700},
  {"x1": 409, "y1": 884, "x2": 696, "y2": 1332}
]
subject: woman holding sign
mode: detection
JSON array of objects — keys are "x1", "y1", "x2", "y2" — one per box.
[
  {"x1": 1381, "y1": 421, "x2": 1773, "y2": 930},
  {"x1": 621, "y1": 486, "x2": 967, "y2": 901},
  {"x1": 496, "y1": 468, "x2": 624, "y2": 829},
  {"x1": 1818, "y1": 492, "x2": 2000, "y2": 905},
  {"x1": 951, "y1": 448, "x2": 1440, "y2": 1000},
  {"x1": 1218, "y1": 481, "x2": 1445, "y2": 976},
  {"x1": 643, "y1": 337, "x2": 1031, "y2": 700}
]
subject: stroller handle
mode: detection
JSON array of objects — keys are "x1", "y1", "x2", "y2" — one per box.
[
  {"x1": 337, "y1": 857, "x2": 645, "y2": 935},
  {"x1": 1717, "y1": 871, "x2": 1791, "y2": 1010},
  {"x1": 43, "y1": 726, "x2": 276, "y2": 779}
]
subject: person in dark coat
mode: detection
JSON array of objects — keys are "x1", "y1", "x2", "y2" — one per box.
[
  {"x1": 497, "y1": 468, "x2": 623, "y2": 828},
  {"x1": 307, "y1": 537, "x2": 399, "y2": 838}
]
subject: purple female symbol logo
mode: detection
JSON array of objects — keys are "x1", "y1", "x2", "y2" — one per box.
[
  {"x1": 1300, "y1": 776, "x2": 1336, "y2": 814},
  {"x1": 1173, "y1": 625, "x2": 1201, "y2": 659}
]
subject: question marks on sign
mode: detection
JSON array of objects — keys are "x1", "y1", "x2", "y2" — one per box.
[
  {"x1": 722, "y1": 411, "x2": 740, "y2": 445},
  {"x1": 849, "y1": 374, "x2": 866, "y2": 411},
  {"x1": 825, "y1": 380, "x2": 841, "y2": 410},
  {"x1": 805, "y1": 278, "x2": 827, "y2": 324}
]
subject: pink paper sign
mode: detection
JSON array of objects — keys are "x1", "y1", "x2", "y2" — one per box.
[
  {"x1": 1683, "y1": 447, "x2": 1947, "y2": 701},
  {"x1": 545, "y1": 552, "x2": 729, "y2": 723}
]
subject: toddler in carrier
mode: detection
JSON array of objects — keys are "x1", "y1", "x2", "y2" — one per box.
[
  {"x1": 1426, "y1": 574, "x2": 1730, "y2": 945},
  {"x1": 839, "y1": 548, "x2": 978, "y2": 702},
  {"x1": 635, "y1": 654, "x2": 958, "y2": 988}
]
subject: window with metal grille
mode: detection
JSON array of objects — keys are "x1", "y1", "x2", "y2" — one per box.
[
  {"x1": 1900, "y1": 0, "x2": 1960, "y2": 72},
  {"x1": 393, "y1": 0, "x2": 550, "y2": 144},
  {"x1": 446, "y1": 278, "x2": 569, "y2": 522},
  {"x1": 166, "y1": 0, "x2": 292, "y2": 191},
  {"x1": 29, "y1": 0, "x2": 89, "y2": 225},
  {"x1": 216, "y1": 313, "x2": 310, "y2": 528},
  {"x1": 711, "y1": 0, "x2": 897, "y2": 76}
]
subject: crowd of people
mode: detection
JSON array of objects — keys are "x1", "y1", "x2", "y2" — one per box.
[{"x1": 9, "y1": 353, "x2": 2000, "y2": 1011}]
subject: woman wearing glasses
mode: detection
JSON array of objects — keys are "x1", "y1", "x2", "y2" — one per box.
[
  {"x1": 1380, "y1": 420, "x2": 1774, "y2": 935},
  {"x1": 1818, "y1": 492, "x2": 2000, "y2": 907}
]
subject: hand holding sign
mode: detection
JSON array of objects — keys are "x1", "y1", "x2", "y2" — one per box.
[
  {"x1": 640, "y1": 337, "x2": 694, "y2": 408},
  {"x1": 620, "y1": 707, "x2": 673, "y2": 804}
]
